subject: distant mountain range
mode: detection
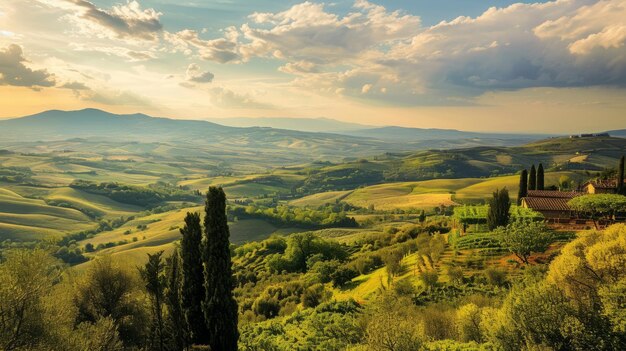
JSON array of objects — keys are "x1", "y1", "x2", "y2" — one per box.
[{"x1": 0, "y1": 109, "x2": 622, "y2": 163}]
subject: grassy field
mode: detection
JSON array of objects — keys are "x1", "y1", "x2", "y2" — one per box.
[
  {"x1": 290, "y1": 171, "x2": 585, "y2": 211},
  {"x1": 0, "y1": 187, "x2": 94, "y2": 240},
  {"x1": 289, "y1": 190, "x2": 352, "y2": 207}
]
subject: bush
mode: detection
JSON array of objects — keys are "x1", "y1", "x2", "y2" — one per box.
[
  {"x1": 483, "y1": 268, "x2": 508, "y2": 287},
  {"x1": 301, "y1": 283, "x2": 329, "y2": 308}
]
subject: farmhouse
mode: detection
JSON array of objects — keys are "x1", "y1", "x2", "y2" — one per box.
[
  {"x1": 520, "y1": 190, "x2": 582, "y2": 222},
  {"x1": 582, "y1": 179, "x2": 626, "y2": 194}
]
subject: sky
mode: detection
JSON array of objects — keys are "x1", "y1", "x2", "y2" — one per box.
[{"x1": 0, "y1": 0, "x2": 625, "y2": 133}]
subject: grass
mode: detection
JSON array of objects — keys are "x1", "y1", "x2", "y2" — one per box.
[{"x1": 289, "y1": 190, "x2": 352, "y2": 207}]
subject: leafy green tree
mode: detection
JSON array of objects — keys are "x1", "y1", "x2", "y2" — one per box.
[
  {"x1": 529, "y1": 164, "x2": 537, "y2": 191},
  {"x1": 73, "y1": 256, "x2": 147, "y2": 347},
  {"x1": 496, "y1": 219, "x2": 553, "y2": 264},
  {"x1": 517, "y1": 169, "x2": 528, "y2": 204},
  {"x1": 179, "y1": 212, "x2": 209, "y2": 344},
  {"x1": 0, "y1": 250, "x2": 62, "y2": 350},
  {"x1": 537, "y1": 163, "x2": 545, "y2": 190},
  {"x1": 455, "y1": 303, "x2": 483, "y2": 343},
  {"x1": 202, "y1": 187, "x2": 239, "y2": 351},
  {"x1": 139, "y1": 251, "x2": 167, "y2": 351},
  {"x1": 568, "y1": 194, "x2": 626, "y2": 228},
  {"x1": 365, "y1": 295, "x2": 422, "y2": 351},
  {"x1": 487, "y1": 188, "x2": 511, "y2": 230}
]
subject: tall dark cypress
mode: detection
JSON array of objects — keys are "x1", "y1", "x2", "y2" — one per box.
[
  {"x1": 139, "y1": 251, "x2": 167, "y2": 351},
  {"x1": 180, "y1": 212, "x2": 209, "y2": 345},
  {"x1": 487, "y1": 188, "x2": 511, "y2": 231},
  {"x1": 202, "y1": 187, "x2": 239, "y2": 351},
  {"x1": 165, "y1": 249, "x2": 187, "y2": 351},
  {"x1": 529, "y1": 164, "x2": 537, "y2": 191},
  {"x1": 618, "y1": 156, "x2": 625, "y2": 195},
  {"x1": 518, "y1": 169, "x2": 528, "y2": 204},
  {"x1": 537, "y1": 163, "x2": 545, "y2": 191}
]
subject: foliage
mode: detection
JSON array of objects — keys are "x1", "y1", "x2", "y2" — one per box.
[
  {"x1": 180, "y1": 211, "x2": 208, "y2": 345},
  {"x1": 487, "y1": 188, "x2": 511, "y2": 231},
  {"x1": 0, "y1": 249, "x2": 62, "y2": 350},
  {"x1": 454, "y1": 205, "x2": 542, "y2": 225},
  {"x1": 364, "y1": 295, "x2": 423, "y2": 351},
  {"x1": 70, "y1": 180, "x2": 199, "y2": 208},
  {"x1": 537, "y1": 163, "x2": 545, "y2": 191},
  {"x1": 239, "y1": 300, "x2": 363, "y2": 351},
  {"x1": 73, "y1": 256, "x2": 147, "y2": 347},
  {"x1": 229, "y1": 204, "x2": 358, "y2": 229},
  {"x1": 202, "y1": 187, "x2": 239, "y2": 351},
  {"x1": 267, "y1": 232, "x2": 348, "y2": 273},
  {"x1": 517, "y1": 169, "x2": 528, "y2": 204},
  {"x1": 568, "y1": 194, "x2": 626, "y2": 226},
  {"x1": 496, "y1": 219, "x2": 554, "y2": 264}
]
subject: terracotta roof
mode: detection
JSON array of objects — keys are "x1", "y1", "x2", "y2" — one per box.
[
  {"x1": 522, "y1": 197, "x2": 572, "y2": 211},
  {"x1": 526, "y1": 190, "x2": 581, "y2": 198},
  {"x1": 584, "y1": 179, "x2": 626, "y2": 189}
]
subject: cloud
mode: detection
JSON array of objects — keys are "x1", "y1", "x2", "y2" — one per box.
[
  {"x1": 0, "y1": 44, "x2": 56, "y2": 90},
  {"x1": 39, "y1": 0, "x2": 162, "y2": 41},
  {"x1": 278, "y1": 61, "x2": 320, "y2": 75},
  {"x1": 185, "y1": 63, "x2": 214, "y2": 83},
  {"x1": 85, "y1": 89, "x2": 153, "y2": 106},
  {"x1": 165, "y1": 27, "x2": 240, "y2": 63},
  {"x1": 69, "y1": 43, "x2": 157, "y2": 61},
  {"x1": 209, "y1": 87, "x2": 273, "y2": 109},
  {"x1": 60, "y1": 81, "x2": 89, "y2": 90}
]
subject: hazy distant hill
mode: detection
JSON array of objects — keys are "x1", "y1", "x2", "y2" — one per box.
[
  {"x1": 340, "y1": 126, "x2": 548, "y2": 143},
  {"x1": 206, "y1": 116, "x2": 548, "y2": 143},
  {"x1": 206, "y1": 117, "x2": 370, "y2": 132}
]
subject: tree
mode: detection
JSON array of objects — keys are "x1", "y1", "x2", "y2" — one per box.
[
  {"x1": 202, "y1": 187, "x2": 239, "y2": 351},
  {"x1": 418, "y1": 210, "x2": 426, "y2": 223},
  {"x1": 487, "y1": 188, "x2": 511, "y2": 231},
  {"x1": 496, "y1": 219, "x2": 553, "y2": 264},
  {"x1": 529, "y1": 164, "x2": 537, "y2": 191},
  {"x1": 568, "y1": 194, "x2": 626, "y2": 229},
  {"x1": 0, "y1": 250, "x2": 61, "y2": 350},
  {"x1": 618, "y1": 156, "x2": 625, "y2": 195},
  {"x1": 73, "y1": 256, "x2": 146, "y2": 347},
  {"x1": 164, "y1": 249, "x2": 187, "y2": 350},
  {"x1": 537, "y1": 163, "x2": 545, "y2": 190},
  {"x1": 517, "y1": 169, "x2": 528, "y2": 204},
  {"x1": 365, "y1": 295, "x2": 422, "y2": 351},
  {"x1": 179, "y1": 212, "x2": 209, "y2": 345},
  {"x1": 139, "y1": 251, "x2": 167, "y2": 351}
]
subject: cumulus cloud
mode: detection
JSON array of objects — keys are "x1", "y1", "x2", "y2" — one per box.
[
  {"x1": 185, "y1": 63, "x2": 214, "y2": 83},
  {"x1": 38, "y1": 0, "x2": 162, "y2": 41},
  {"x1": 0, "y1": 44, "x2": 56, "y2": 89},
  {"x1": 165, "y1": 27, "x2": 240, "y2": 63}
]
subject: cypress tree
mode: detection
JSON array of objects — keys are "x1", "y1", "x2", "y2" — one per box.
[
  {"x1": 618, "y1": 156, "x2": 625, "y2": 195},
  {"x1": 165, "y1": 249, "x2": 187, "y2": 351},
  {"x1": 529, "y1": 165, "x2": 537, "y2": 191},
  {"x1": 487, "y1": 188, "x2": 511, "y2": 231},
  {"x1": 139, "y1": 251, "x2": 167, "y2": 351},
  {"x1": 202, "y1": 187, "x2": 239, "y2": 351},
  {"x1": 537, "y1": 163, "x2": 545, "y2": 190},
  {"x1": 180, "y1": 212, "x2": 209, "y2": 345},
  {"x1": 518, "y1": 169, "x2": 528, "y2": 204}
]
